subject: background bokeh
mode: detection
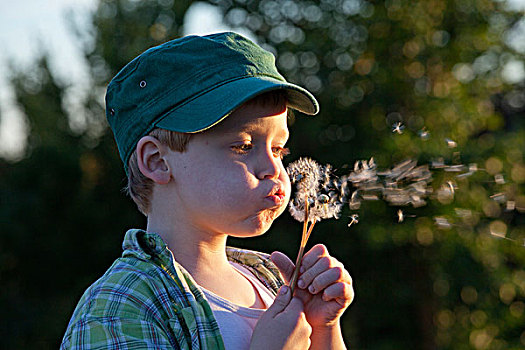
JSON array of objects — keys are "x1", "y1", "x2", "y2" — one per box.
[{"x1": 1, "y1": 0, "x2": 524, "y2": 349}]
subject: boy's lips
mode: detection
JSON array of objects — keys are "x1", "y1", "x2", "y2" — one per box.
[{"x1": 265, "y1": 186, "x2": 286, "y2": 206}]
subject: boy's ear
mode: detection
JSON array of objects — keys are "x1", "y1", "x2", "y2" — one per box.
[{"x1": 136, "y1": 136, "x2": 171, "y2": 184}]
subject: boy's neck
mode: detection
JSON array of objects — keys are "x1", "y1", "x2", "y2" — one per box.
[
  {"x1": 146, "y1": 216, "x2": 267, "y2": 309},
  {"x1": 146, "y1": 219, "x2": 232, "y2": 278}
]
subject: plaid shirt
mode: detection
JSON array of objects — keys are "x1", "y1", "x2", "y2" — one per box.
[{"x1": 60, "y1": 229, "x2": 284, "y2": 350}]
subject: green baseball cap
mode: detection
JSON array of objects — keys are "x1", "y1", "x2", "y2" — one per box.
[{"x1": 105, "y1": 32, "x2": 319, "y2": 174}]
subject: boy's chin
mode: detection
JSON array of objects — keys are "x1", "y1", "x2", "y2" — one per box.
[
  {"x1": 226, "y1": 205, "x2": 286, "y2": 238},
  {"x1": 231, "y1": 215, "x2": 279, "y2": 238},
  {"x1": 229, "y1": 229, "x2": 269, "y2": 239}
]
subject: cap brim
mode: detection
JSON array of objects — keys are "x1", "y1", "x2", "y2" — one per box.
[{"x1": 154, "y1": 76, "x2": 319, "y2": 133}]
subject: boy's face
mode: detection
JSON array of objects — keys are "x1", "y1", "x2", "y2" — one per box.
[{"x1": 164, "y1": 101, "x2": 291, "y2": 238}]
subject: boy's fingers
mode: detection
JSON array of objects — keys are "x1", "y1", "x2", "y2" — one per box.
[
  {"x1": 322, "y1": 282, "x2": 355, "y2": 307},
  {"x1": 266, "y1": 285, "x2": 292, "y2": 317},
  {"x1": 285, "y1": 296, "x2": 306, "y2": 316},
  {"x1": 307, "y1": 266, "x2": 346, "y2": 294},
  {"x1": 297, "y1": 255, "x2": 332, "y2": 289},
  {"x1": 270, "y1": 251, "x2": 295, "y2": 283},
  {"x1": 300, "y1": 244, "x2": 329, "y2": 272}
]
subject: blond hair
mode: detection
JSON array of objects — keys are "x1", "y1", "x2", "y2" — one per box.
[
  {"x1": 126, "y1": 90, "x2": 289, "y2": 215},
  {"x1": 126, "y1": 129, "x2": 191, "y2": 215}
]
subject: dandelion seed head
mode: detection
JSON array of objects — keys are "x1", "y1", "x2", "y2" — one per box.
[
  {"x1": 318, "y1": 194, "x2": 329, "y2": 204},
  {"x1": 289, "y1": 199, "x2": 306, "y2": 222},
  {"x1": 287, "y1": 157, "x2": 343, "y2": 223}
]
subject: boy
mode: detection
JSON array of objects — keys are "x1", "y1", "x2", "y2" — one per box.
[{"x1": 61, "y1": 32, "x2": 354, "y2": 349}]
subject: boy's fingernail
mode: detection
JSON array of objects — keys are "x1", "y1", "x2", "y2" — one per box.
[
  {"x1": 300, "y1": 266, "x2": 305, "y2": 273},
  {"x1": 309, "y1": 285, "x2": 315, "y2": 293},
  {"x1": 279, "y1": 286, "x2": 289, "y2": 295},
  {"x1": 298, "y1": 280, "x2": 305, "y2": 288}
]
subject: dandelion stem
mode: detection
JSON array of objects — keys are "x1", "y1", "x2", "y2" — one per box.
[
  {"x1": 305, "y1": 221, "x2": 316, "y2": 244},
  {"x1": 290, "y1": 194, "x2": 312, "y2": 294},
  {"x1": 290, "y1": 244, "x2": 305, "y2": 294}
]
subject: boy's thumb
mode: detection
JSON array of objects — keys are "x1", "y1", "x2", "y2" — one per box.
[
  {"x1": 270, "y1": 251, "x2": 295, "y2": 283},
  {"x1": 266, "y1": 285, "x2": 292, "y2": 317}
]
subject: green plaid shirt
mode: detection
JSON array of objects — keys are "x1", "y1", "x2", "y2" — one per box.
[{"x1": 60, "y1": 229, "x2": 284, "y2": 350}]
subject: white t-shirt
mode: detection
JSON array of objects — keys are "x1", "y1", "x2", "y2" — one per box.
[{"x1": 200, "y1": 262, "x2": 276, "y2": 350}]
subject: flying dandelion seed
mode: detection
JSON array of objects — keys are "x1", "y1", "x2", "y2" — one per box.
[
  {"x1": 418, "y1": 128, "x2": 430, "y2": 139},
  {"x1": 445, "y1": 165, "x2": 467, "y2": 172},
  {"x1": 362, "y1": 194, "x2": 380, "y2": 201},
  {"x1": 455, "y1": 208, "x2": 473, "y2": 218},
  {"x1": 434, "y1": 216, "x2": 452, "y2": 229},
  {"x1": 397, "y1": 209, "x2": 415, "y2": 222},
  {"x1": 286, "y1": 146, "x2": 525, "y2": 269},
  {"x1": 436, "y1": 181, "x2": 456, "y2": 204},
  {"x1": 445, "y1": 138, "x2": 457, "y2": 148},
  {"x1": 456, "y1": 171, "x2": 475, "y2": 179},
  {"x1": 431, "y1": 158, "x2": 446, "y2": 169},
  {"x1": 489, "y1": 220, "x2": 507, "y2": 239},
  {"x1": 446, "y1": 181, "x2": 457, "y2": 194},
  {"x1": 348, "y1": 214, "x2": 359, "y2": 227},
  {"x1": 455, "y1": 163, "x2": 479, "y2": 179},
  {"x1": 469, "y1": 163, "x2": 479, "y2": 172},
  {"x1": 349, "y1": 191, "x2": 361, "y2": 210},
  {"x1": 392, "y1": 122, "x2": 405, "y2": 134},
  {"x1": 490, "y1": 193, "x2": 507, "y2": 203}
]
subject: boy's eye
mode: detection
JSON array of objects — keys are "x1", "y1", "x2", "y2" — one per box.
[
  {"x1": 273, "y1": 147, "x2": 290, "y2": 160},
  {"x1": 231, "y1": 143, "x2": 253, "y2": 154},
  {"x1": 231, "y1": 143, "x2": 290, "y2": 159}
]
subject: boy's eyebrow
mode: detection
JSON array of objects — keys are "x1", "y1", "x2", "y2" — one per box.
[{"x1": 224, "y1": 126, "x2": 290, "y2": 140}]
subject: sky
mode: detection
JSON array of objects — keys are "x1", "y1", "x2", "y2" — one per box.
[
  {"x1": 0, "y1": 0, "x2": 524, "y2": 159},
  {"x1": 0, "y1": 0, "x2": 238, "y2": 159}
]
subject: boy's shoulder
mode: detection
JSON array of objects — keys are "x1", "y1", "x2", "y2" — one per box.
[
  {"x1": 60, "y1": 230, "x2": 191, "y2": 349},
  {"x1": 66, "y1": 249, "x2": 176, "y2": 322},
  {"x1": 64, "y1": 230, "x2": 185, "y2": 325},
  {"x1": 226, "y1": 246, "x2": 284, "y2": 295}
]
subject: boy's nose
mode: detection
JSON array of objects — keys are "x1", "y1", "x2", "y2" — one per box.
[{"x1": 256, "y1": 149, "x2": 281, "y2": 180}]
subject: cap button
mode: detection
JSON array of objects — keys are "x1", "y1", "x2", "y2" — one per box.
[{"x1": 139, "y1": 80, "x2": 147, "y2": 88}]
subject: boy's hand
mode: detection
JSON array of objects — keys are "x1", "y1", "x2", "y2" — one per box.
[
  {"x1": 250, "y1": 285, "x2": 312, "y2": 350},
  {"x1": 271, "y1": 244, "x2": 354, "y2": 328}
]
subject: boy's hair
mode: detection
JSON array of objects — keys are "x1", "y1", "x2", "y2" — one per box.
[{"x1": 127, "y1": 90, "x2": 290, "y2": 215}]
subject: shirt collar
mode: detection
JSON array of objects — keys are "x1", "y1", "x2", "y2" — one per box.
[{"x1": 121, "y1": 229, "x2": 173, "y2": 264}]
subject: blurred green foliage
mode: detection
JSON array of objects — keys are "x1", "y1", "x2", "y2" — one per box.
[{"x1": 1, "y1": 0, "x2": 524, "y2": 348}]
